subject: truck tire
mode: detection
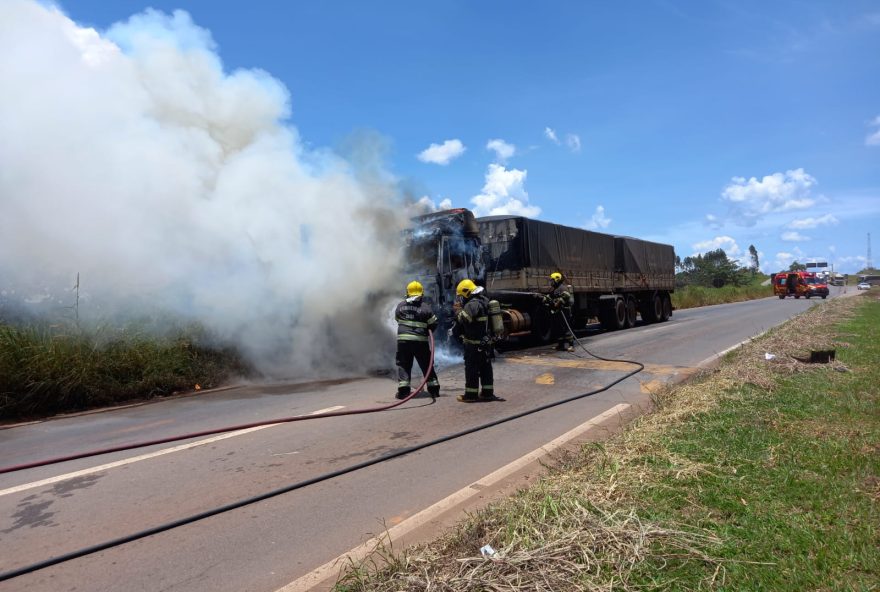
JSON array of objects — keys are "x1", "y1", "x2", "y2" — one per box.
[
  {"x1": 614, "y1": 297, "x2": 627, "y2": 330},
  {"x1": 640, "y1": 300, "x2": 655, "y2": 323},
  {"x1": 642, "y1": 293, "x2": 662, "y2": 323},
  {"x1": 600, "y1": 298, "x2": 626, "y2": 331},
  {"x1": 624, "y1": 296, "x2": 637, "y2": 329},
  {"x1": 660, "y1": 293, "x2": 672, "y2": 322},
  {"x1": 778, "y1": 295, "x2": 785, "y2": 299}
]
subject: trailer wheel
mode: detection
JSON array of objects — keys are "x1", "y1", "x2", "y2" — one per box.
[
  {"x1": 614, "y1": 298, "x2": 627, "y2": 330},
  {"x1": 642, "y1": 293, "x2": 663, "y2": 323},
  {"x1": 660, "y1": 293, "x2": 672, "y2": 322},
  {"x1": 624, "y1": 296, "x2": 637, "y2": 328},
  {"x1": 778, "y1": 295, "x2": 785, "y2": 299},
  {"x1": 600, "y1": 298, "x2": 626, "y2": 331},
  {"x1": 640, "y1": 295, "x2": 658, "y2": 324}
]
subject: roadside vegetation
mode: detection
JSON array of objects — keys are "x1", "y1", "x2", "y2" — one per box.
[
  {"x1": 672, "y1": 277, "x2": 770, "y2": 310},
  {"x1": 335, "y1": 292, "x2": 879, "y2": 591},
  {"x1": 672, "y1": 246, "x2": 772, "y2": 309},
  {"x1": 0, "y1": 320, "x2": 251, "y2": 421}
]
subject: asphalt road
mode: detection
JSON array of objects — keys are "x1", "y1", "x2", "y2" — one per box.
[{"x1": 0, "y1": 288, "x2": 852, "y2": 592}]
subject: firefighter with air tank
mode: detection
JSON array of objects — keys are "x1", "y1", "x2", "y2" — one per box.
[
  {"x1": 394, "y1": 281, "x2": 441, "y2": 399},
  {"x1": 544, "y1": 272, "x2": 574, "y2": 352},
  {"x1": 451, "y1": 279, "x2": 504, "y2": 403}
]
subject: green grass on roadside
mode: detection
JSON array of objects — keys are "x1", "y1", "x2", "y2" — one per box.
[
  {"x1": 623, "y1": 300, "x2": 879, "y2": 589},
  {"x1": 0, "y1": 321, "x2": 251, "y2": 421},
  {"x1": 336, "y1": 294, "x2": 879, "y2": 591},
  {"x1": 672, "y1": 282, "x2": 772, "y2": 310}
]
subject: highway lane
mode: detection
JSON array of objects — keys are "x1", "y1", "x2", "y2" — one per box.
[{"x1": 0, "y1": 290, "x2": 848, "y2": 591}]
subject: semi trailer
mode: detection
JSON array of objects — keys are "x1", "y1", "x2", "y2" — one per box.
[{"x1": 403, "y1": 208, "x2": 675, "y2": 342}]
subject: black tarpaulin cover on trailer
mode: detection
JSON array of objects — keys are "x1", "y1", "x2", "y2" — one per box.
[
  {"x1": 614, "y1": 236, "x2": 675, "y2": 274},
  {"x1": 477, "y1": 216, "x2": 616, "y2": 273}
]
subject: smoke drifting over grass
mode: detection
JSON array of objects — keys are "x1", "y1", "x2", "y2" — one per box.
[{"x1": 0, "y1": 1, "x2": 408, "y2": 376}]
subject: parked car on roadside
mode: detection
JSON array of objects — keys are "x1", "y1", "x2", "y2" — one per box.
[{"x1": 857, "y1": 282, "x2": 872, "y2": 290}]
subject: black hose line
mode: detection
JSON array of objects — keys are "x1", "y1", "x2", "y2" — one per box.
[
  {"x1": 0, "y1": 325, "x2": 644, "y2": 582},
  {"x1": 0, "y1": 333, "x2": 436, "y2": 476}
]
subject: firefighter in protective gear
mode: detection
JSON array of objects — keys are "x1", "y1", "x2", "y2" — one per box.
[
  {"x1": 453, "y1": 279, "x2": 500, "y2": 402},
  {"x1": 543, "y1": 272, "x2": 574, "y2": 351},
  {"x1": 395, "y1": 281, "x2": 440, "y2": 399}
]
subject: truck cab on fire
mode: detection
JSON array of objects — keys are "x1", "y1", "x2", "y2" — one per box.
[{"x1": 403, "y1": 208, "x2": 676, "y2": 344}]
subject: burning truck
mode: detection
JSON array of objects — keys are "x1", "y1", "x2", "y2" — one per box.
[{"x1": 402, "y1": 208, "x2": 675, "y2": 343}]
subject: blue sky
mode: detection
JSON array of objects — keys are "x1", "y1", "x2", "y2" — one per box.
[{"x1": 42, "y1": 1, "x2": 880, "y2": 272}]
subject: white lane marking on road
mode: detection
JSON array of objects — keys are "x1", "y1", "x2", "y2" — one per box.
[
  {"x1": 696, "y1": 329, "x2": 775, "y2": 368},
  {"x1": 276, "y1": 402, "x2": 631, "y2": 592},
  {"x1": 0, "y1": 406, "x2": 346, "y2": 498}
]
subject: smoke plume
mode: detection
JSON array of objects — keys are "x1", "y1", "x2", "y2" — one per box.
[{"x1": 0, "y1": 1, "x2": 410, "y2": 376}]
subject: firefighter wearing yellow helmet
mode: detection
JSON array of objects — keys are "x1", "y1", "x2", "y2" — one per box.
[
  {"x1": 543, "y1": 272, "x2": 574, "y2": 352},
  {"x1": 452, "y1": 279, "x2": 501, "y2": 402},
  {"x1": 394, "y1": 281, "x2": 440, "y2": 399}
]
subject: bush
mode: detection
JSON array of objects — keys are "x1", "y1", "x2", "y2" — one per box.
[
  {"x1": 671, "y1": 283, "x2": 772, "y2": 310},
  {"x1": 0, "y1": 321, "x2": 251, "y2": 421}
]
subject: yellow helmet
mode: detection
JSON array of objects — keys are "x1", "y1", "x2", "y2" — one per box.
[
  {"x1": 550, "y1": 272, "x2": 563, "y2": 283},
  {"x1": 456, "y1": 279, "x2": 478, "y2": 298},
  {"x1": 406, "y1": 281, "x2": 423, "y2": 297}
]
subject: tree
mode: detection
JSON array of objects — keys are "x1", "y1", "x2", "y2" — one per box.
[
  {"x1": 789, "y1": 260, "x2": 807, "y2": 271},
  {"x1": 675, "y1": 248, "x2": 750, "y2": 288},
  {"x1": 748, "y1": 244, "x2": 759, "y2": 273}
]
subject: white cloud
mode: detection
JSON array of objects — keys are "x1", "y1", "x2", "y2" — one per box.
[
  {"x1": 544, "y1": 127, "x2": 559, "y2": 144},
  {"x1": 781, "y1": 231, "x2": 810, "y2": 242},
  {"x1": 585, "y1": 205, "x2": 611, "y2": 230},
  {"x1": 771, "y1": 246, "x2": 809, "y2": 271},
  {"x1": 565, "y1": 133, "x2": 581, "y2": 152},
  {"x1": 704, "y1": 213, "x2": 722, "y2": 229},
  {"x1": 866, "y1": 115, "x2": 880, "y2": 146},
  {"x1": 773, "y1": 252, "x2": 796, "y2": 270},
  {"x1": 789, "y1": 213, "x2": 839, "y2": 229},
  {"x1": 413, "y1": 195, "x2": 453, "y2": 214},
  {"x1": 837, "y1": 255, "x2": 867, "y2": 266},
  {"x1": 470, "y1": 163, "x2": 540, "y2": 217},
  {"x1": 691, "y1": 236, "x2": 741, "y2": 257},
  {"x1": 417, "y1": 139, "x2": 465, "y2": 165},
  {"x1": 721, "y1": 168, "x2": 817, "y2": 225},
  {"x1": 486, "y1": 138, "x2": 515, "y2": 162}
]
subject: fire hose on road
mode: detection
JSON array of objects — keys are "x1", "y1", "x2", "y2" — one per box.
[
  {"x1": 0, "y1": 333, "x2": 437, "y2": 476},
  {"x1": 0, "y1": 327, "x2": 644, "y2": 583}
]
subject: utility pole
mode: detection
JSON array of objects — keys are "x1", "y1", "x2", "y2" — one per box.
[{"x1": 868, "y1": 232, "x2": 873, "y2": 271}]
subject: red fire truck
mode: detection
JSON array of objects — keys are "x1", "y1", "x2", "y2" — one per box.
[{"x1": 773, "y1": 271, "x2": 828, "y2": 299}]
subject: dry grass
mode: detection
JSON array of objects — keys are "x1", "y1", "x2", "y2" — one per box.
[
  {"x1": 335, "y1": 295, "x2": 870, "y2": 592},
  {"x1": 338, "y1": 490, "x2": 724, "y2": 591}
]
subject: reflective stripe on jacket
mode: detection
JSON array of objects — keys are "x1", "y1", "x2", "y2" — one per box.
[{"x1": 395, "y1": 297, "x2": 438, "y2": 342}]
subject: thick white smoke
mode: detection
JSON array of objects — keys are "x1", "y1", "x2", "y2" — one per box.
[{"x1": 0, "y1": 1, "x2": 409, "y2": 376}]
